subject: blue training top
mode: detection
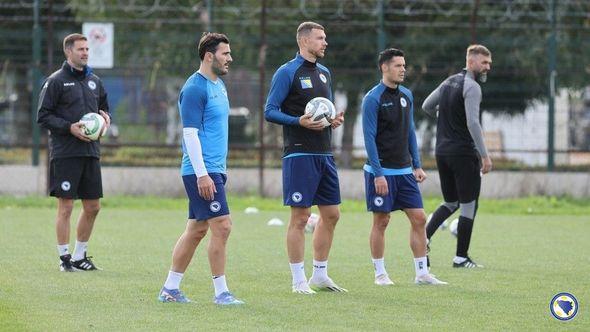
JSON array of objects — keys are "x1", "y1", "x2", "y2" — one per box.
[
  {"x1": 362, "y1": 82, "x2": 421, "y2": 177},
  {"x1": 265, "y1": 53, "x2": 334, "y2": 157},
  {"x1": 179, "y1": 71, "x2": 230, "y2": 176}
]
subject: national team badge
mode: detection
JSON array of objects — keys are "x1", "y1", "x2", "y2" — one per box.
[
  {"x1": 319, "y1": 73, "x2": 327, "y2": 83},
  {"x1": 210, "y1": 201, "x2": 221, "y2": 213},
  {"x1": 400, "y1": 97, "x2": 407, "y2": 108},
  {"x1": 292, "y1": 192, "x2": 303, "y2": 203},
  {"x1": 88, "y1": 81, "x2": 97, "y2": 90},
  {"x1": 374, "y1": 196, "x2": 384, "y2": 207},
  {"x1": 61, "y1": 181, "x2": 71, "y2": 191},
  {"x1": 300, "y1": 77, "x2": 313, "y2": 89},
  {"x1": 550, "y1": 292, "x2": 578, "y2": 321}
]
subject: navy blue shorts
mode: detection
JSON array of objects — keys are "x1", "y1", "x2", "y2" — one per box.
[
  {"x1": 182, "y1": 173, "x2": 229, "y2": 222},
  {"x1": 364, "y1": 172, "x2": 423, "y2": 212},
  {"x1": 282, "y1": 155, "x2": 341, "y2": 207}
]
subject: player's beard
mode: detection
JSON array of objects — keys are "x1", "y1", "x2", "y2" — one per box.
[
  {"x1": 212, "y1": 57, "x2": 229, "y2": 76},
  {"x1": 310, "y1": 48, "x2": 325, "y2": 60},
  {"x1": 476, "y1": 71, "x2": 487, "y2": 83}
]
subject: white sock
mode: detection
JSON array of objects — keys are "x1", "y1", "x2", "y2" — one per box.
[
  {"x1": 311, "y1": 259, "x2": 328, "y2": 281},
  {"x1": 164, "y1": 270, "x2": 184, "y2": 290},
  {"x1": 414, "y1": 257, "x2": 428, "y2": 277},
  {"x1": 372, "y1": 257, "x2": 387, "y2": 277},
  {"x1": 454, "y1": 256, "x2": 467, "y2": 264},
  {"x1": 72, "y1": 241, "x2": 88, "y2": 261},
  {"x1": 57, "y1": 244, "x2": 69, "y2": 256},
  {"x1": 289, "y1": 262, "x2": 307, "y2": 285},
  {"x1": 212, "y1": 275, "x2": 229, "y2": 297}
]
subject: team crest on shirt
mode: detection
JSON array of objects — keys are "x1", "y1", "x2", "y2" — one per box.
[
  {"x1": 319, "y1": 73, "x2": 327, "y2": 84},
  {"x1": 292, "y1": 192, "x2": 303, "y2": 203},
  {"x1": 221, "y1": 88, "x2": 227, "y2": 96},
  {"x1": 374, "y1": 196, "x2": 384, "y2": 207},
  {"x1": 210, "y1": 201, "x2": 221, "y2": 212},
  {"x1": 61, "y1": 181, "x2": 71, "y2": 191},
  {"x1": 88, "y1": 81, "x2": 97, "y2": 90},
  {"x1": 400, "y1": 97, "x2": 407, "y2": 108},
  {"x1": 300, "y1": 77, "x2": 313, "y2": 89}
]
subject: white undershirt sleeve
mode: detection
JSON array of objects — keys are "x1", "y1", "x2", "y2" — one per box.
[{"x1": 182, "y1": 127, "x2": 208, "y2": 177}]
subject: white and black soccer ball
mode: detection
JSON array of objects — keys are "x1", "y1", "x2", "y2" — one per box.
[
  {"x1": 305, "y1": 97, "x2": 336, "y2": 128},
  {"x1": 305, "y1": 213, "x2": 319, "y2": 233},
  {"x1": 449, "y1": 218, "x2": 459, "y2": 237}
]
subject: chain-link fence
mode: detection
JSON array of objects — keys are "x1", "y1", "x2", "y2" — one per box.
[{"x1": 1, "y1": 0, "x2": 589, "y2": 171}]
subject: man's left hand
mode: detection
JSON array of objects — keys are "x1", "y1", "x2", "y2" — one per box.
[
  {"x1": 99, "y1": 110, "x2": 110, "y2": 136},
  {"x1": 413, "y1": 168, "x2": 427, "y2": 183},
  {"x1": 331, "y1": 111, "x2": 344, "y2": 129}
]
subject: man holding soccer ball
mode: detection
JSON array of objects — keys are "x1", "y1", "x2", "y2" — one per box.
[
  {"x1": 37, "y1": 33, "x2": 110, "y2": 272},
  {"x1": 265, "y1": 22, "x2": 346, "y2": 294},
  {"x1": 361, "y1": 48, "x2": 447, "y2": 285}
]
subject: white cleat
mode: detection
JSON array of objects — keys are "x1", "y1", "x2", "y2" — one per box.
[
  {"x1": 292, "y1": 281, "x2": 316, "y2": 294},
  {"x1": 374, "y1": 274, "x2": 395, "y2": 286},
  {"x1": 415, "y1": 273, "x2": 448, "y2": 285},
  {"x1": 308, "y1": 277, "x2": 348, "y2": 292}
]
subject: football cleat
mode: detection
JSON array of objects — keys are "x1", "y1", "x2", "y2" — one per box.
[
  {"x1": 71, "y1": 253, "x2": 101, "y2": 271},
  {"x1": 158, "y1": 287, "x2": 191, "y2": 303},
  {"x1": 415, "y1": 273, "x2": 448, "y2": 285},
  {"x1": 374, "y1": 274, "x2": 395, "y2": 286},
  {"x1": 308, "y1": 277, "x2": 348, "y2": 292},
  {"x1": 59, "y1": 254, "x2": 76, "y2": 272},
  {"x1": 292, "y1": 281, "x2": 316, "y2": 294},
  {"x1": 453, "y1": 257, "x2": 484, "y2": 268},
  {"x1": 214, "y1": 291, "x2": 245, "y2": 305}
]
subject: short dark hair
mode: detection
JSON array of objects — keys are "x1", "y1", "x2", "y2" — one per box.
[
  {"x1": 63, "y1": 33, "x2": 87, "y2": 53},
  {"x1": 378, "y1": 48, "x2": 404, "y2": 70},
  {"x1": 197, "y1": 32, "x2": 230, "y2": 61},
  {"x1": 296, "y1": 21, "x2": 324, "y2": 40}
]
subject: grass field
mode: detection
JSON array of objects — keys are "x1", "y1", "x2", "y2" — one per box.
[{"x1": 0, "y1": 195, "x2": 588, "y2": 331}]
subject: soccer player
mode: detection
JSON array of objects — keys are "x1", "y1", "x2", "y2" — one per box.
[
  {"x1": 265, "y1": 22, "x2": 346, "y2": 294},
  {"x1": 37, "y1": 33, "x2": 111, "y2": 272},
  {"x1": 422, "y1": 45, "x2": 493, "y2": 268},
  {"x1": 157, "y1": 32, "x2": 244, "y2": 305},
  {"x1": 362, "y1": 48, "x2": 447, "y2": 285}
]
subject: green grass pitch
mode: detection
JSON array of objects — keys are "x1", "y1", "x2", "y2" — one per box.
[{"x1": 0, "y1": 196, "x2": 588, "y2": 331}]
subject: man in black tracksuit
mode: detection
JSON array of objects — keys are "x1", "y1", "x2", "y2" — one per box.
[
  {"x1": 422, "y1": 45, "x2": 493, "y2": 269},
  {"x1": 37, "y1": 33, "x2": 110, "y2": 272}
]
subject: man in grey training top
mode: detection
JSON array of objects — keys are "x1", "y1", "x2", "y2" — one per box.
[{"x1": 422, "y1": 44, "x2": 492, "y2": 269}]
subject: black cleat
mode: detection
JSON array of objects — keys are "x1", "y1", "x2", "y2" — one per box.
[
  {"x1": 453, "y1": 257, "x2": 483, "y2": 268},
  {"x1": 59, "y1": 254, "x2": 76, "y2": 272},
  {"x1": 71, "y1": 253, "x2": 101, "y2": 271}
]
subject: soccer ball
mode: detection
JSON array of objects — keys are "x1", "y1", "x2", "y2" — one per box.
[
  {"x1": 305, "y1": 97, "x2": 336, "y2": 128},
  {"x1": 449, "y1": 218, "x2": 459, "y2": 237},
  {"x1": 305, "y1": 213, "x2": 319, "y2": 233},
  {"x1": 80, "y1": 113, "x2": 106, "y2": 140}
]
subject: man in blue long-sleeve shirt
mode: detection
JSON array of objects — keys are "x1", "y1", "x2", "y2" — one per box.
[
  {"x1": 362, "y1": 48, "x2": 447, "y2": 286},
  {"x1": 265, "y1": 21, "x2": 346, "y2": 294}
]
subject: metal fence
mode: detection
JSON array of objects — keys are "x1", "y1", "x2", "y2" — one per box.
[{"x1": 1, "y1": 0, "x2": 589, "y2": 171}]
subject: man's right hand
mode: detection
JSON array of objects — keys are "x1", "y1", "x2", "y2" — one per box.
[
  {"x1": 70, "y1": 122, "x2": 91, "y2": 142},
  {"x1": 481, "y1": 155, "x2": 493, "y2": 174},
  {"x1": 197, "y1": 174, "x2": 217, "y2": 201},
  {"x1": 374, "y1": 176, "x2": 389, "y2": 196},
  {"x1": 299, "y1": 112, "x2": 325, "y2": 131}
]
